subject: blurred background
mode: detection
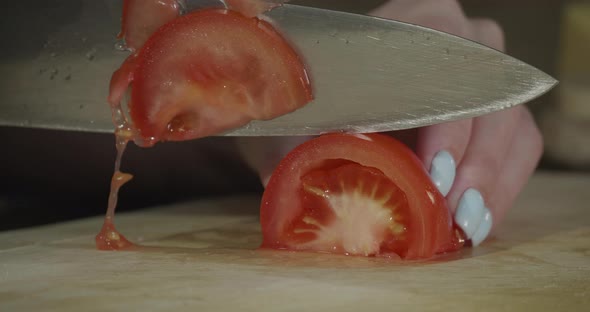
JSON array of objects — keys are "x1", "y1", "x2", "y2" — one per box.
[{"x1": 0, "y1": 0, "x2": 588, "y2": 230}]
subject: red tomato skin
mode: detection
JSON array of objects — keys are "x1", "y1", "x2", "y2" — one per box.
[{"x1": 260, "y1": 133, "x2": 463, "y2": 260}]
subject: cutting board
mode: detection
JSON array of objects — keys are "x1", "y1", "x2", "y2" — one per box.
[{"x1": 1, "y1": 172, "x2": 589, "y2": 311}]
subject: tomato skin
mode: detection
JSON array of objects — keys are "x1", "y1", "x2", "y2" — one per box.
[
  {"x1": 109, "y1": 8, "x2": 313, "y2": 146},
  {"x1": 261, "y1": 133, "x2": 463, "y2": 260}
]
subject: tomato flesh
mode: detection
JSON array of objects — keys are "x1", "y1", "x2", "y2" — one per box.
[
  {"x1": 288, "y1": 162, "x2": 410, "y2": 256},
  {"x1": 109, "y1": 9, "x2": 313, "y2": 146},
  {"x1": 261, "y1": 133, "x2": 463, "y2": 260}
]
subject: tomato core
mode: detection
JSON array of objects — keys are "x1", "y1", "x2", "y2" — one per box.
[{"x1": 285, "y1": 162, "x2": 411, "y2": 256}]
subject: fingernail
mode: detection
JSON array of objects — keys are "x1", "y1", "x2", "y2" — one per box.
[
  {"x1": 471, "y1": 207, "x2": 493, "y2": 246},
  {"x1": 429, "y1": 150, "x2": 456, "y2": 196},
  {"x1": 454, "y1": 188, "x2": 485, "y2": 239}
]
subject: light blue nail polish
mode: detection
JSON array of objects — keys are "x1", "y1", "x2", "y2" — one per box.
[
  {"x1": 471, "y1": 207, "x2": 493, "y2": 246},
  {"x1": 429, "y1": 150, "x2": 456, "y2": 197},
  {"x1": 454, "y1": 188, "x2": 485, "y2": 239}
]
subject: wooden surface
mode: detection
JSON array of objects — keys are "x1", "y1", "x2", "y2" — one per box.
[{"x1": 0, "y1": 171, "x2": 589, "y2": 311}]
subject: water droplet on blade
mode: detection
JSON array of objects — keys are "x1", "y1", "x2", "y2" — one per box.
[{"x1": 86, "y1": 48, "x2": 97, "y2": 61}]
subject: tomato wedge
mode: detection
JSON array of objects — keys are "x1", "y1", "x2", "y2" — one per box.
[
  {"x1": 109, "y1": 8, "x2": 312, "y2": 146},
  {"x1": 119, "y1": 0, "x2": 181, "y2": 52},
  {"x1": 260, "y1": 133, "x2": 464, "y2": 260}
]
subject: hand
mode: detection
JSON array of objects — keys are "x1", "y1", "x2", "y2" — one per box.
[{"x1": 236, "y1": 0, "x2": 544, "y2": 246}]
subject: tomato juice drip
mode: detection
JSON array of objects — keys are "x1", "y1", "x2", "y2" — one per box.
[{"x1": 95, "y1": 101, "x2": 137, "y2": 250}]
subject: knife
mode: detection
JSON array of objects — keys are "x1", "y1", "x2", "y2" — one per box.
[{"x1": 0, "y1": 0, "x2": 557, "y2": 136}]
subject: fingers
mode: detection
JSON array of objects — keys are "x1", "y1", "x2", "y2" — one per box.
[
  {"x1": 450, "y1": 107, "x2": 542, "y2": 244},
  {"x1": 415, "y1": 119, "x2": 472, "y2": 196},
  {"x1": 488, "y1": 108, "x2": 544, "y2": 229},
  {"x1": 468, "y1": 18, "x2": 505, "y2": 51},
  {"x1": 447, "y1": 106, "x2": 524, "y2": 245},
  {"x1": 236, "y1": 136, "x2": 314, "y2": 187},
  {"x1": 372, "y1": 0, "x2": 511, "y2": 246},
  {"x1": 370, "y1": 0, "x2": 468, "y2": 37},
  {"x1": 447, "y1": 107, "x2": 523, "y2": 210},
  {"x1": 370, "y1": 0, "x2": 505, "y2": 53}
]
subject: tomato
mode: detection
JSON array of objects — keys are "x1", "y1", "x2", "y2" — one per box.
[
  {"x1": 260, "y1": 133, "x2": 464, "y2": 260},
  {"x1": 119, "y1": 0, "x2": 181, "y2": 52},
  {"x1": 109, "y1": 8, "x2": 313, "y2": 147}
]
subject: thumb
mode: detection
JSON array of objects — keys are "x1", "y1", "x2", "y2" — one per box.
[{"x1": 236, "y1": 136, "x2": 314, "y2": 187}]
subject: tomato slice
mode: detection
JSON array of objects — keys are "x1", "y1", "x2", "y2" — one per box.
[
  {"x1": 119, "y1": 0, "x2": 181, "y2": 52},
  {"x1": 260, "y1": 133, "x2": 464, "y2": 260},
  {"x1": 109, "y1": 8, "x2": 313, "y2": 146}
]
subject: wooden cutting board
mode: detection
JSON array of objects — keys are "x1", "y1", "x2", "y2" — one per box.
[{"x1": 1, "y1": 171, "x2": 589, "y2": 311}]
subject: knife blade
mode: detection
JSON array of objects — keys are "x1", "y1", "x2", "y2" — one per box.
[{"x1": 0, "y1": 0, "x2": 557, "y2": 136}]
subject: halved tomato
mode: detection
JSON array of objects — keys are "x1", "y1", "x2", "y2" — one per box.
[
  {"x1": 260, "y1": 133, "x2": 463, "y2": 260},
  {"x1": 109, "y1": 8, "x2": 312, "y2": 146},
  {"x1": 119, "y1": 0, "x2": 181, "y2": 52}
]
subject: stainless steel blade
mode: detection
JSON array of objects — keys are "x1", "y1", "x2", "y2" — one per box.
[{"x1": 0, "y1": 0, "x2": 557, "y2": 136}]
